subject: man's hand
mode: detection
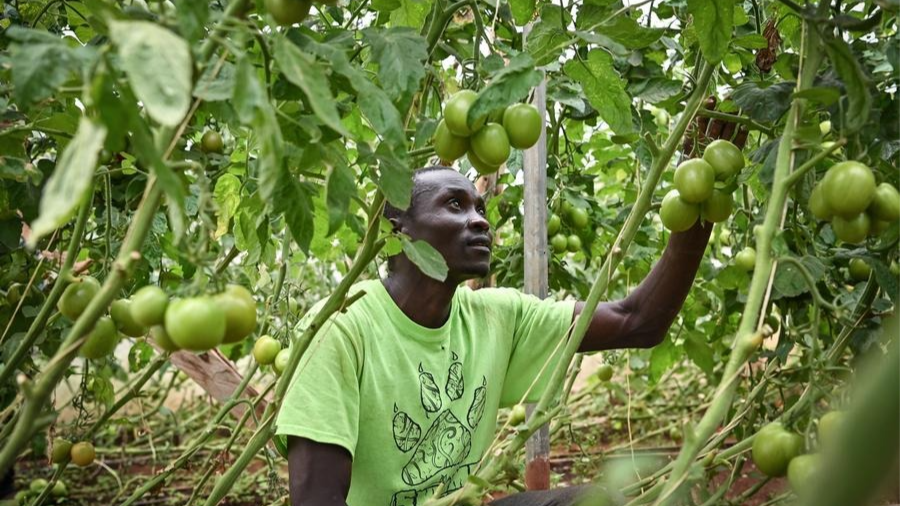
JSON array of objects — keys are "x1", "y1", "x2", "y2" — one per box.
[
  {"x1": 576, "y1": 98, "x2": 749, "y2": 352},
  {"x1": 683, "y1": 97, "x2": 749, "y2": 157}
]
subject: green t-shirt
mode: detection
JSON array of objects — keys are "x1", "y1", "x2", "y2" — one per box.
[{"x1": 275, "y1": 279, "x2": 576, "y2": 506}]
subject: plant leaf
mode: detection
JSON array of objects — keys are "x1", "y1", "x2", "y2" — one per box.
[
  {"x1": 687, "y1": 0, "x2": 733, "y2": 64},
  {"x1": 363, "y1": 28, "x2": 428, "y2": 110},
  {"x1": 110, "y1": 21, "x2": 192, "y2": 127},
  {"x1": 326, "y1": 162, "x2": 356, "y2": 236},
  {"x1": 274, "y1": 37, "x2": 350, "y2": 138},
  {"x1": 468, "y1": 53, "x2": 544, "y2": 124},
  {"x1": 402, "y1": 238, "x2": 448, "y2": 281},
  {"x1": 563, "y1": 50, "x2": 633, "y2": 135},
  {"x1": 823, "y1": 35, "x2": 873, "y2": 134},
  {"x1": 28, "y1": 118, "x2": 106, "y2": 247}
]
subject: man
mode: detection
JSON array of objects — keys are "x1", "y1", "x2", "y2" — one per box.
[{"x1": 275, "y1": 98, "x2": 744, "y2": 506}]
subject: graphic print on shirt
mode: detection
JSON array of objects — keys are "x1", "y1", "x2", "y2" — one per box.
[{"x1": 391, "y1": 352, "x2": 487, "y2": 506}]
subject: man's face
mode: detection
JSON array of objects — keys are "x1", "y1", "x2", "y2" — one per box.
[{"x1": 396, "y1": 170, "x2": 492, "y2": 281}]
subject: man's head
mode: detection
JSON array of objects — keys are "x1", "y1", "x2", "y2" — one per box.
[{"x1": 384, "y1": 166, "x2": 492, "y2": 281}]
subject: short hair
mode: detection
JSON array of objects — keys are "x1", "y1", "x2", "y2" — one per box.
[{"x1": 383, "y1": 165, "x2": 460, "y2": 222}]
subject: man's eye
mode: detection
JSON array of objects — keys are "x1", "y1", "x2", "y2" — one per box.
[
  {"x1": 477, "y1": 207, "x2": 486, "y2": 216},
  {"x1": 448, "y1": 198, "x2": 461, "y2": 208}
]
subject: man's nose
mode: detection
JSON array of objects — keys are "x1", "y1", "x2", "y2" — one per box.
[{"x1": 468, "y1": 212, "x2": 490, "y2": 232}]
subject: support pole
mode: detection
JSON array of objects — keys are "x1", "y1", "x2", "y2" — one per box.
[{"x1": 522, "y1": 23, "x2": 550, "y2": 491}]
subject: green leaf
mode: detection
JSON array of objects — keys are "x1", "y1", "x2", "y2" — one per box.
[
  {"x1": 599, "y1": 14, "x2": 665, "y2": 49},
  {"x1": 731, "y1": 81, "x2": 794, "y2": 123},
  {"x1": 823, "y1": 35, "x2": 873, "y2": 134},
  {"x1": 687, "y1": 0, "x2": 734, "y2": 64},
  {"x1": 118, "y1": 85, "x2": 188, "y2": 239},
  {"x1": 649, "y1": 334, "x2": 681, "y2": 383},
  {"x1": 295, "y1": 34, "x2": 405, "y2": 149},
  {"x1": 628, "y1": 78, "x2": 682, "y2": 104},
  {"x1": 525, "y1": 21, "x2": 570, "y2": 67},
  {"x1": 363, "y1": 28, "x2": 428, "y2": 109},
  {"x1": 325, "y1": 162, "x2": 356, "y2": 236},
  {"x1": 390, "y1": 0, "x2": 432, "y2": 28},
  {"x1": 28, "y1": 118, "x2": 106, "y2": 248},
  {"x1": 563, "y1": 50, "x2": 633, "y2": 135},
  {"x1": 8, "y1": 27, "x2": 86, "y2": 108},
  {"x1": 401, "y1": 238, "x2": 448, "y2": 281},
  {"x1": 193, "y1": 61, "x2": 236, "y2": 102},
  {"x1": 792, "y1": 87, "x2": 841, "y2": 106},
  {"x1": 468, "y1": 53, "x2": 544, "y2": 124},
  {"x1": 234, "y1": 57, "x2": 285, "y2": 203},
  {"x1": 684, "y1": 332, "x2": 714, "y2": 376},
  {"x1": 109, "y1": 21, "x2": 192, "y2": 128},
  {"x1": 278, "y1": 179, "x2": 317, "y2": 255},
  {"x1": 373, "y1": 142, "x2": 414, "y2": 210},
  {"x1": 173, "y1": 0, "x2": 209, "y2": 43},
  {"x1": 274, "y1": 37, "x2": 350, "y2": 138},
  {"x1": 214, "y1": 174, "x2": 242, "y2": 239},
  {"x1": 509, "y1": 0, "x2": 536, "y2": 25},
  {"x1": 773, "y1": 255, "x2": 827, "y2": 299},
  {"x1": 733, "y1": 33, "x2": 768, "y2": 49}
]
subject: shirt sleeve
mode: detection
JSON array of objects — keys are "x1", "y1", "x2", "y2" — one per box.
[
  {"x1": 274, "y1": 314, "x2": 362, "y2": 459},
  {"x1": 499, "y1": 291, "x2": 576, "y2": 407}
]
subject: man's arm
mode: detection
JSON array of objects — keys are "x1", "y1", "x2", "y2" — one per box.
[
  {"x1": 576, "y1": 219, "x2": 712, "y2": 352},
  {"x1": 287, "y1": 436, "x2": 352, "y2": 506}
]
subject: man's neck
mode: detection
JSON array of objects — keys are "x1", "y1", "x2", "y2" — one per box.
[{"x1": 382, "y1": 266, "x2": 458, "y2": 329}]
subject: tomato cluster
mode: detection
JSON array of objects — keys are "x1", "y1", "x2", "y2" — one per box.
[
  {"x1": 548, "y1": 199, "x2": 590, "y2": 256},
  {"x1": 660, "y1": 140, "x2": 743, "y2": 233},
  {"x1": 16, "y1": 478, "x2": 68, "y2": 504},
  {"x1": 150, "y1": 284, "x2": 258, "y2": 352},
  {"x1": 809, "y1": 161, "x2": 900, "y2": 244},
  {"x1": 434, "y1": 91, "x2": 542, "y2": 175},
  {"x1": 751, "y1": 411, "x2": 843, "y2": 494}
]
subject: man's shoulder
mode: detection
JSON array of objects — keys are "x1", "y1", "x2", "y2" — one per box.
[{"x1": 298, "y1": 279, "x2": 383, "y2": 330}]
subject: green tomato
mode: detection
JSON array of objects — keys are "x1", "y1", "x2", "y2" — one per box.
[
  {"x1": 550, "y1": 234, "x2": 568, "y2": 254},
  {"x1": 433, "y1": 119, "x2": 469, "y2": 162},
  {"x1": 164, "y1": 297, "x2": 226, "y2": 352},
  {"x1": 848, "y1": 258, "x2": 871, "y2": 282},
  {"x1": 265, "y1": 0, "x2": 312, "y2": 25},
  {"x1": 700, "y1": 189, "x2": 733, "y2": 223},
  {"x1": 151, "y1": 325, "x2": 179, "y2": 352},
  {"x1": 817, "y1": 411, "x2": 845, "y2": 447},
  {"x1": 80, "y1": 316, "x2": 120, "y2": 360},
  {"x1": 808, "y1": 183, "x2": 833, "y2": 221},
  {"x1": 110, "y1": 299, "x2": 147, "y2": 337},
  {"x1": 51, "y1": 438, "x2": 72, "y2": 464},
  {"x1": 253, "y1": 335, "x2": 282, "y2": 365},
  {"x1": 470, "y1": 123, "x2": 511, "y2": 167},
  {"x1": 30, "y1": 479, "x2": 48, "y2": 494},
  {"x1": 547, "y1": 214, "x2": 561, "y2": 236},
  {"x1": 58, "y1": 276, "x2": 101, "y2": 320},
  {"x1": 674, "y1": 159, "x2": 715, "y2": 204},
  {"x1": 822, "y1": 161, "x2": 876, "y2": 218},
  {"x1": 444, "y1": 90, "x2": 486, "y2": 137},
  {"x1": 751, "y1": 423, "x2": 804, "y2": 477},
  {"x1": 568, "y1": 207, "x2": 590, "y2": 230},
  {"x1": 891, "y1": 261, "x2": 899, "y2": 276},
  {"x1": 466, "y1": 149, "x2": 500, "y2": 176},
  {"x1": 868, "y1": 182, "x2": 900, "y2": 222},
  {"x1": 70, "y1": 441, "x2": 95, "y2": 467},
  {"x1": 787, "y1": 454, "x2": 821, "y2": 494},
  {"x1": 200, "y1": 130, "x2": 224, "y2": 154},
  {"x1": 217, "y1": 285, "x2": 257, "y2": 344},
  {"x1": 566, "y1": 234, "x2": 582, "y2": 253},
  {"x1": 869, "y1": 217, "x2": 891, "y2": 236},
  {"x1": 735, "y1": 247, "x2": 756, "y2": 272},
  {"x1": 702, "y1": 140, "x2": 744, "y2": 181},
  {"x1": 595, "y1": 364, "x2": 613, "y2": 382},
  {"x1": 660, "y1": 190, "x2": 700, "y2": 232},
  {"x1": 831, "y1": 213, "x2": 871, "y2": 244},
  {"x1": 51, "y1": 480, "x2": 67, "y2": 497},
  {"x1": 273, "y1": 348, "x2": 291, "y2": 376},
  {"x1": 509, "y1": 404, "x2": 527, "y2": 426},
  {"x1": 819, "y1": 120, "x2": 831, "y2": 135},
  {"x1": 130, "y1": 286, "x2": 169, "y2": 327},
  {"x1": 502, "y1": 103, "x2": 542, "y2": 149}
]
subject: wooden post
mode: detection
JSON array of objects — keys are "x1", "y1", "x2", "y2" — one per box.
[{"x1": 522, "y1": 23, "x2": 551, "y2": 492}]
